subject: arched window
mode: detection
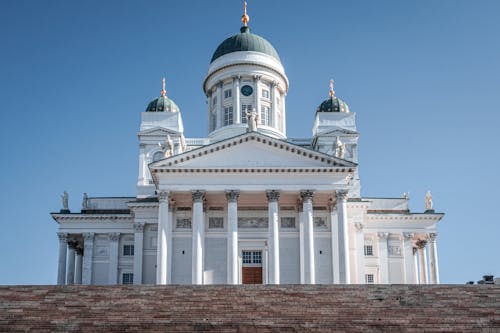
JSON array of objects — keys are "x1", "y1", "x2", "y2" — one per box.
[{"x1": 152, "y1": 151, "x2": 163, "y2": 162}]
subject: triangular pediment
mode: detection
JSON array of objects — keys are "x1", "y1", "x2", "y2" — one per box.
[
  {"x1": 150, "y1": 132, "x2": 357, "y2": 171},
  {"x1": 138, "y1": 127, "x2": 181, "y2": 137},
  {"x1": 316, "y1": 127, "x2": 359, "y2": 137}
]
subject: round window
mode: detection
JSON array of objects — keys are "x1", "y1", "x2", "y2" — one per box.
[{"x1": 241, "y1": 85, "x2": 253, "y2": 96}]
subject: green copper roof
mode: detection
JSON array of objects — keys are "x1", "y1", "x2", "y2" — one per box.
[
  {"x1": 210, "y1": 26, "x2": 280, "y2": 63},
  {"x1": 146, "y1": 96, "x2": 179, "y2": 113},
  {"x1": 317, "y1": 96, "x2": 350, "y2": 113}
]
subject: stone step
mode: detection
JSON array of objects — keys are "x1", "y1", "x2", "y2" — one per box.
[{"x1": 0, "y1": 285, "x2": 499, "y2": 332}]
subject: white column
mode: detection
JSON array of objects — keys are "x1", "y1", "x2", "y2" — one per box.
[
  {"x1": 216, "y1": 81, "x2": 223, "y2": 128},
  {"x1": 266, "y1": 190, "x2": 280, "y2": 284},
  {"x1": 82, "y1": 232, "x2": 94, "y2": 285},
  {"x1": 417, "y1": 239, "x2": 429, "y2": 284},
  {"x1": 337, "y1": 190, "x2": 351, "y2": 284},
  {"x1": 254, "y1": 75, "x2": 261, "y2": 122},
  {"x1": 156, "y1": 190, "x2": 170, "y2": 284},
  {"x1": 137, "y1": 143, "x2": 146, "y2": 186},
  {"x1": 57, "y1": 232, "x2": 68, "y2": 285},
  {"x1": 377, "y1": 232, "x2": 389, "y2": 284},
  {"x1": 301, "y1": 190, "x2": 315, "y2": 284},
  {"x1": 298, "y1": 206, "x2": 305, "y2": 284},
  {"x1": 271, "y1": 81, "x2": 278, "y2": 128},
  {"x1": 428, "y1": 233, "x2": 440, "y2": 284},
  {"x1": 413, "y1": 247, "x2": 419, "y2": 284},
  {"x1": 226, "y1": 190, "x2": 239, "y2": 284},
  {"x1": 282, "y1": 94, "x2": 287, "y2": 135},
  {"x1": 329, "y1": 203, "x2": 340, "y2": 284},
  {"x1": 233, "y1": 76, "x2": 241, "y2": 124},
  {"x1": 133, "y1": 223, "x2": 145, "y2": 285},
  {"x1": 354, "y1": 223, "x2": 365, "y2": 284},
  {"x1": 66, "y1": 240, "x2": 76, "y2": 285},
  {"x1": 75, "y1": 246, "x2": 83, "y2": 284},
  {"x1": 108, "y1": 232, "x2": 120, "y2": 284},
  {"x1": 192, "y1": 190, "x2": 205, "y2": 285},
  {"x1": 403, "y1": 232, "x2": 416, "y2": 284}
]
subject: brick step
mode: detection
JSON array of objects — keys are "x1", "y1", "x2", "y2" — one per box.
[{"x1": 1, "y1": 285, "x2": 499, "y2": 332}]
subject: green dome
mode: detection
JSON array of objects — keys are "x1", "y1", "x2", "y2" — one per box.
[
  {"x1": 146, "y1": 96, "x2": 179, "y2": 112},
  {"x1": 317, "y1": 96, "x2": 350, "y2": 113},
  {"x1": 211, "y1": 26, "x2": 280, "y2": 63}
]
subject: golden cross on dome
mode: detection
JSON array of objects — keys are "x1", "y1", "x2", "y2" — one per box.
[
  {"x1": 161, "y1": 77, "x2": 166, "y2": 97},
  {"x1": 329, "y1": 79, "x2": 335, "y2": 97},
  {"x1": 241, "y1": 1, "x2": 249, "y2": 27}
]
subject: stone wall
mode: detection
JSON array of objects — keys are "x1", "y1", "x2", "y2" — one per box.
[{"x1": 1, "y1": 285, "x2": 499, "y2": 332}]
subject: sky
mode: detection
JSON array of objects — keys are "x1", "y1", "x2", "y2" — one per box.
[{"x1": 0, "y1": 0, "x2": 499, "y2": 285}]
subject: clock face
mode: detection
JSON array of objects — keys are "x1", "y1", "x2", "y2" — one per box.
[{"x1": 241, "y1": 85, "x2": 253, "y2": 96}]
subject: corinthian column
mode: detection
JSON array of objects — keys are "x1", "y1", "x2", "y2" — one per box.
[
  {"x1": 417, "y1": 239, "x2": 428, "y2": 284},
  {"x1": 156, "y1": 190, "x2": 170, "y2": 284},
  {"x1": 192, "y1": 190, "x2": 205, "y2": 285},
  {"x1": 329, "y1": 201, "x2": 340, "y2": 284},
  {"x1": 108, "y1": 232, "x2": 120, "y2": 284},
  {"x1": 354, "y1": 223, "x2": 365, "y2": 284},
  {"x1": 82, "y1": 232, "x2": 94, "y2": 285},
  {"x1": 337, "y1": 190, "x2": 350, "y2": 284},
  {"x1": 267, "y1": 190, "x2": 280, "y2": 284},
  {"x1": 301, "y1": 190, "x2": 315, "y2": 284},
  {"x1": 403, "y1": 232, "x2": 416, "y2": 284},
  {"x1": 133, "y1": 223, "x2": 145, "y2": 285},
  {"x1": 226, "y1": 190, "x2": 240, "y2": 284},
  {"x1": 377, "y1": 232, "x2": 389, "y2": 284},
  {"x1": 75, "y1": 246, "x2": 83, "y2": 284},
  {"x1": 57, "y1": 233, "x2": 68, "y2": 285},
  {"x1": 66, "y1": 239, "x2": 77, "y2": 285},
  {"x1": 233, "y1": 76, "x2": 241, "y2": 124},
  {"x1": 428, "y1": 233, "x2": 440, "y2": 284}
]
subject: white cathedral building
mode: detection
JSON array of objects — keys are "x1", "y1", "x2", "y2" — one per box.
[{"x1": 52, "y1": 5, "x2": 444, "y2": 286}]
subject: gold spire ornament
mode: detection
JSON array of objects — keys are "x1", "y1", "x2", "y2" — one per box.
[
  {"x1": 241, "y1": 1, "x2": 249, "y2": 27},
  {"x1": 329, "y1": 79, "x2": 335, "y2": 98},
  {"x1": 161, "y1": 77, "x2": 166, "y2": 97}
]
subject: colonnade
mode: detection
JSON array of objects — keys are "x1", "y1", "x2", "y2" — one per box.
[{"x1": 155, "y1": 189, "x2": 351, "y2": 285}]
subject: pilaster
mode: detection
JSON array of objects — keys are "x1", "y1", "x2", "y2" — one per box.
[
  {"x1": 156, "y1": 190, "x2": 170, "y2": 284},
  {"x1": 428, "y1": 233, "x2": 440, "y2": 284},
  {"x1": 267, "y1": 190, "x2": 280, "y2": 284},
  {"x1": 403, "y1": 232, "x2": 416, "y2": 284},
  {"x1": 417, "y1": 239, "x2": 428, "y2": 284},
  {"x1": 66, "y1": 239, "x2": 77, "y2": 285},
  {"x1": 226, "y1": 190, "x2": 240, "y2": 284},
  {"x1": 108, "y1": 232, "x2": 120, "y2": 284},
  {"x1": 300, "y1": 190, "x2": 315, "y2": 284},
  {"x1": 328, "y1": 200, "x2": 340, "y2": 284},
  {"x1": 82, "y1": 232, "x2": 94, "y2": 285},
  {"x1": 192, "y1": 190, "x2": 205, "y2": 285},
  {"x1": 233, "y1": 76, "x2": 241, "y2": 124},
  {"x1": 337, "y1": 190, "x2": 350, "y2": 284},
  {"x1": 354, "y1": 223, "x2": 365, "y2": 284},
  {"x1": 377, "y1": 232, "x2": 389, "y2": 284},
  {"x1": 133, "y1": 223, "x2": 145, "y2": 285},
  {"x1": 57, "y1": 232, "x2": 68, "y2": 285}
]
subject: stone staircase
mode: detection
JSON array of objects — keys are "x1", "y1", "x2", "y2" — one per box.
[{"x1": 1, "y1": 285, "x2": 499, "y2": 332}]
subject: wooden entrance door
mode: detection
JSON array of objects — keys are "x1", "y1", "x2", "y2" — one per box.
[{"x1": 242, "y1": 267, "x2": 263, "y2": 284}]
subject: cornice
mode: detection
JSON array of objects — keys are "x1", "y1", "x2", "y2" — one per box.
[{"x1": 51, "y1": 213, "x2": 133, "y2": 222}]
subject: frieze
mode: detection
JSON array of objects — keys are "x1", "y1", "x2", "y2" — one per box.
[
  {"x1": 108, "y1": 232, "x2": 120, "y2": 242},
  {"x1": 238, "y1": 217, "x2": 268, "y2": 228},
  {"x1": 280, "y1": 217, "x2": 296, "y2": 229}
]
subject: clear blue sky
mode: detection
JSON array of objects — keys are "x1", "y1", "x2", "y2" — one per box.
[{"x1": 0, "y1": 0, "x2": 498, "y2": 285}]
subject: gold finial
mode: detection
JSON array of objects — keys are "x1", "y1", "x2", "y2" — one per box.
[
  {"x1": 161, "y1": 77, "x2": 166, "y2": 97},
  {"x1": 241, "y1": 1, "x2": 249, "y2": 27},
  {"x1": 329, "y1": 79, "x2": 335, "y2": 98}
]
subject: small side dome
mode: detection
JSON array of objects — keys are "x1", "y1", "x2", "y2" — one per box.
[
  {"x1": 317, "y1": 79, "x2": 350, "y2": 113},
  {"x1": 146, "y1": 78, "x2": 179, "y2": 112},
  {"x1": 146, "y1": 96, "x2": 179, "y2": 113},
  {"x1": 317, "y1": 96, "x2": 350, "y2": 113}
]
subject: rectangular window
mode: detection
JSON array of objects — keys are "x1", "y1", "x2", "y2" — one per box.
[
  {"x1": 262, "y1": 89, "x2": 270, "y2": 99},
  {"x1": 224, "y1": 89, "x2": 232, "y2": 99},
  {"x1": 260, "y1": 106, "x2": 270, "y2": 126},
  {"x1": 122, "y1": 273, "x2": 134, "y2": 285},
  {"x1": 364, "y1": 245, "x2": 373, "y2": 256},
  {"x1": 365, "y1": 274, "x2": 374, "y2": 284},
  {"x1": 224, "y1": 106, "x2": 233, "y2": 126},
  {"x1": 242, "y1": 251, "x2": 252, "y2": 264},
  {"x1": 242, "y1": 251, "x2": 262, "y2": 264},
  {"x1": 241, "y1": 104, "x2": 252, "y2": 123},
  {"x1": 252, "y1": 251, "x2": 262, "y2": 264},
  {"x1": 123, "y1": 244, "x2": 134, "y2": 256}
]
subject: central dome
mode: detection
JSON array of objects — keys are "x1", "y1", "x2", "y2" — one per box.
[{"x1": 210, "y1": 26, "x2": 280, "y2": 63}]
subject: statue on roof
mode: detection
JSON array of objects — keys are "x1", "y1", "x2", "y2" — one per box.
[
  {"x1": 61, "y1": 191, "x2": 69, "y2": 210},
  {"x1": 246, "y1": 108, "x2": 259, "y2": 132},
  {"x1": 425, "y1": 191, "x2": 433, "y2": 211},
  {"x1": 159, "y1": 135, "x2": 174, "y2": 158},
  {"x1": 82, "y1": 193, "x2": 89, "y2": 210},
  {"x1": 334, "y1": 136, "x2": 345, "y2": 159}
]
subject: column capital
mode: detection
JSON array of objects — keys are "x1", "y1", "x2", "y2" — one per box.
[
  {"x1": 428, "y1": 232, "x2": 438, "y2": 242},
  {"x1": 416, "y1": 239, "x2": 428, "y2": 249},
  {"x1": 157, "y1": 190, "x2": 169, "y2": 202},
  {"x1": 108, "y1": 232, "x2": 120, "y2": 242},
  {"x1": 133, "y1": 222, "x2": 145, "y2": 233},
  {"x1": 266, "y1": 190, "x2": 280, "y2": 202},
  {"x1": 253, "y1": 74, "x2": 262, "y2": 81},
  {"x1": 57, "y1": 232, "x2": 68, "y2": 242},
  {"x1": 67, "y1": 239, "x2": 78, "y2": 250},
  {"x1": 377, "y1": 232, "x2": 389, "y2": 240},
  {"x1": 232, "y1": 75, "x2": 241, "y2": 81},
  {"x1": 216, "y1": 80, "x2": 223, "y2": 88},
  {"x1": 354, "y1": 223, "x2": 363, "y2": 233},
  {"x1": 403, "y1": 232, "x2": 415, "y2": 241},
  {"x1": 336, "y1": 190, "x2": 349, "y2": 201},
  {"x1": 83, "y1": 232, "x2": 94, "y2": 241},
  {"x1": 192, "y1": 190, "x2": 206, "y2": 203},
  {"x1": 300, "y1": 190, "x2": 314, "y2": 201},
  {"x1": 271, "y1": 80, "x2": 278, "y2": 88},
  {"x1": 225, "y1": 190, "x2": 240, "y2": 203}
]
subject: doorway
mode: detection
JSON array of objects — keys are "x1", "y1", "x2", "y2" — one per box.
[{"x1": 242, "y1": 250, "x2": 263, "y2": 284}]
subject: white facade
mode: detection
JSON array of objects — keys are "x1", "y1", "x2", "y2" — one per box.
[{"x1": 52, "y1": 13, "x2": 443, "y2": 286}]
